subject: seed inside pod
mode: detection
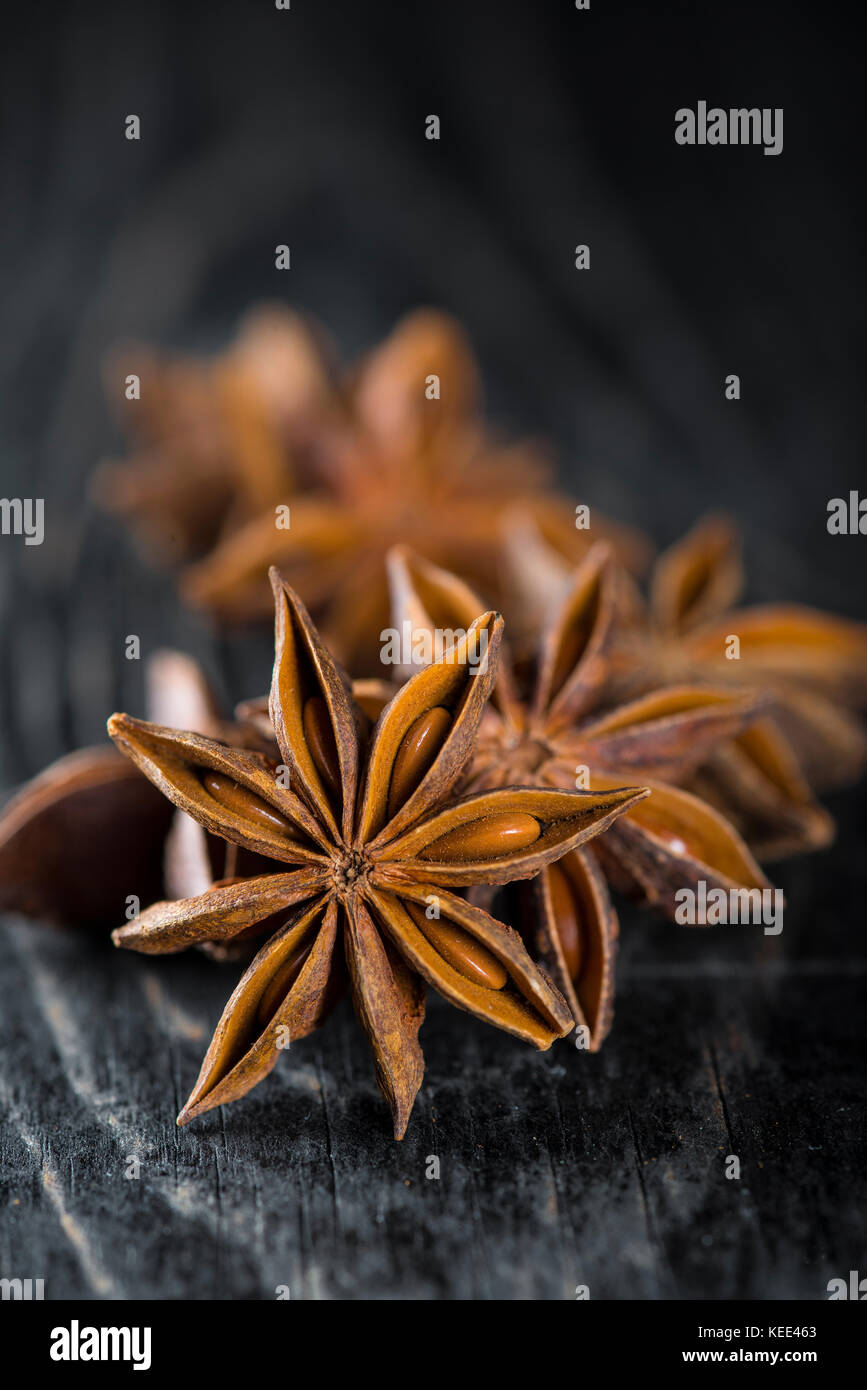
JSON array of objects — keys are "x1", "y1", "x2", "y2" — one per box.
[
  {"x1": 202, "y1": 770, "x2": 294, "y2": 836},
  {"x1": 633, "y1": 813, "x2": 692, "y2": 860},
  {"x1": 547, "y1": 861, "x2": 582, "y2": 980},
  {"x1": 256, "y1": 942, "x2": 313, "y2": 1028},
  {"x1": 387, "y1": 706, "x2": 452, "y2": 817},
  {"x1": 302, "y1": 695, "x2": 341, "y2": 797},
  {"x1": 406, "y1": 902, "x2": 507, "y2": 989},
  {"x1": 420, "y1": 811, "x2": 541, "y2": 861}
]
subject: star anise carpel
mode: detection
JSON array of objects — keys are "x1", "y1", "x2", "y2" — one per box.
[
  {"x1": 107, "y1": 569, "x2": 648, "y2": 1137},
  {"x1": 0, "y1": 746, "x2": 174, "y2": 930},
  {"x1": 387, "y1": 542, "x2": 774, "y2": 1049},
  {"x1": 0, "y1": 649, "x2": 242, "y2": 931}
]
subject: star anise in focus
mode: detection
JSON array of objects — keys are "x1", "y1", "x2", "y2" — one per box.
[
  {"x1": 93, "y1": 306, "x2": 336, "y2": 562},
  {"x1": 387, "y1": 544, "x2": 773, "y2": 1049},
  {"x1": 178, "y1": 309, "x2": 649, "y2": 674},
  {"x1": 107, "y1": 570, "x2": 647, "y2": 1136}
]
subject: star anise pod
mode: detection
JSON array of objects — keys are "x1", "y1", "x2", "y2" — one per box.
[
  {"x1": 0, "y1": 648, "x2": 398, "y2": 949},
  {"x1": 178, "y1": 310, "x2": 649, "y2": 674},
  {"x1": 387, "y1": 543, "x2": 773, "y2": 1049},
  {"x1": 499, "y1": 513, "x2": 847, "y2": 857},
  {"x1": 107, "y1": 570, "x2": 647, "y2": 1136},
  {"x1": 93, "y1": 306, "x2": 336, "y2": 562},
  {"x1": 645, "y1": 516, "x2": 867, "y2": 795}
]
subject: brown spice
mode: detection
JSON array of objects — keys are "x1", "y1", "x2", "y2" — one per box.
[
  {"x1": 387, "y1": 542, "x2": 777, "y2": 1049},
  {"x1": 108, "y1": 570, "x2": 648, "y2": 1137}
]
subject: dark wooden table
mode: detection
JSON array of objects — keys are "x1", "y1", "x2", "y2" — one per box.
[{"x1": 1, "y1": 0, "x2": 864, "y2": 1299}]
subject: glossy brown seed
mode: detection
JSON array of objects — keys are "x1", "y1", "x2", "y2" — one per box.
[
  {"x1": 646, "y1": 824, "x2": 692, "y2": 857},
  {"x1": 387, "y1": 706, "x2": 452, "y2": 817},
  {"x1": 202, "y1": 770, "x2": 294, "y2": 836},
  {"x1": 302, "y1": 695, "x2": 341, "y2": 797},
  {"x1": 406, "y1": 902, "x2": 507, "y2": 989},
  {"x1": 420, "y1": 812, "x2": 541, "y2": 861},
  {"x1": 628, "y1": 808, "x2": 696, "y2": 860},
  {"x1": 255, "y1": 943, "x2": 313, "y2": 1028},
  {"x1": 547, "y1": 862, "x2": 581, "y2": 980}
]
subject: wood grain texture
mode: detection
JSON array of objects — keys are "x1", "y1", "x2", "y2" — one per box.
[
  {"x1": 2, "y1": 915, "x2": 865, "y2": 1300},
  {"x1": 0, "y1": 0, "x2": 865, "y2": 1299}
]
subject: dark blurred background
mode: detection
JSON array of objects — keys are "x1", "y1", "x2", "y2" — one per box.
[
  {"x1": 1, "y1": 0, "x2": 864, "y2": 765},
  {"x1": 0, "y1": 0, "x2": 864, "y2": 1300}
]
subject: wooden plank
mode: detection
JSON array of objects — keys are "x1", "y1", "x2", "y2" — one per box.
[{"x1": 2, "y1": 916, "x2": 864, "y2": 1299}]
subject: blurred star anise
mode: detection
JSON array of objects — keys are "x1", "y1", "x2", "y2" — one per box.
[
  {"x1": 105, "y1": 307, "x2": 647, "y2": 674},
  {"x1": 108, "y1": 570, "x2": 647, "y2": 1136},
  {"x1": 501, "y1": 513, "x2": 852, "y2": 858},
  {"x1": 645, "y1": 516, "x2": 867, "y2": 795},
  {"x1": 182, "y1": 312, "x2": 602, "y2": 670},
  {"x1": 0, "y1": 650, "x2": 238, "y2": 930},
  {"x1": 387, "y1": 543, "x2": 773, "y2": 1049},
  {"x1": 93, "y1": 306, "x2": 336, "y2": 562},
  {"x1": 0, "y1": 745, "x2": 173, "y2": 930}
]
